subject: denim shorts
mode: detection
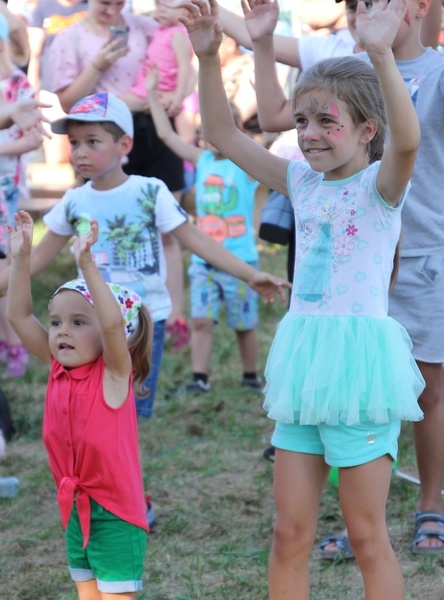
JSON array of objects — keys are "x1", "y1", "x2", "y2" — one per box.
[
  {"x1": 135, "y1": 319, "x2": 165, "y2": 418},
  {"x1": 271, "y1": 418, "x2": 401, "y2": 467},
  {"x1": 67, "y1": 498, "x2": 147, "y2": 593},
  {"x1": 188, "y1": 261, "x2": 259, "y2": 330}
]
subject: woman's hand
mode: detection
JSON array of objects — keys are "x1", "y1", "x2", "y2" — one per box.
[{"x1": 92, "y1": 38, "x2": 129, "y2": 72}]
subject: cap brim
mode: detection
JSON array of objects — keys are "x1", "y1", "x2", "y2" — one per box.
[{"x1": 50, "y1": 118, "x2": 69, "y2": 134}]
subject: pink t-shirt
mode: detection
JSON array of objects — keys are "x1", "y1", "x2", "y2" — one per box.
[
  {"x1": 49, "y1": 13, "x2": 158, "y2": 97},
  {"x1": 43, "y1": 356, "x2": 148, "y2": 548},
  {"x1": 130, "y1": 24, "x2": 193, "y2": 98}
]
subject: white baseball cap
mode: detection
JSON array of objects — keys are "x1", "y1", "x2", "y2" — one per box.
[{"x1": 51, "y1": 92, "x2": 134, "y2": 137}]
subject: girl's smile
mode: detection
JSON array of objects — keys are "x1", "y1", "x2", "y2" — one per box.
[{"x1": 294, "y1": 90, "x2": 370, "y2": 180}]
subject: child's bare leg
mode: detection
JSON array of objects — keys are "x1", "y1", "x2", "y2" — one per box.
[
  {"x1": 235, "y1": 327, "x2": 258, "y2": 373},
  {"x1": 190, "y1": 317, "x2": 213, "y2": 374},
  {"x1": 76, "y1": 580, "x2": 136, "y2": 600},
  {"x1": 340, "y1": 456, "x2": 404, "y2": 600},
  {"x1": 270, "y1": 450, "x2": 329, "y2": 600}
]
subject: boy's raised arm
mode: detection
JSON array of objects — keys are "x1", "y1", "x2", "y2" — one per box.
[{"x1": 357, "y1": 0, "x2": 420, "y2": 205}]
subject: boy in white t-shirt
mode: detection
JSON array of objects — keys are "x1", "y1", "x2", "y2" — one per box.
[{"x1": 0, "y1": 91, "x2": 289, "y2": 418}]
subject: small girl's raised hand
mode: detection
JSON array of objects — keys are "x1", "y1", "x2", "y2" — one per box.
[
  {"x1": 356, "y1": 0, "x2": 408, "y2": 55},
  {"x1": 241, "y1": 0, "x2": 279, "y2": 42},
  {"x1": 72, "y1": 220, "x2": 98, "y2": 270},
  {"x1": 248, "y1": 271, "x2": 291, "y2": 304},
  {"x1": 180, "y1": 0, "x2": 223, "y2": 58},
  {"x1": 7, "y1": 210, "x2": 34, "y2": 260}
]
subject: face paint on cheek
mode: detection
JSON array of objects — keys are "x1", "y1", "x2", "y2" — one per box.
[
  {"x1": 404, "y1": 10, "x2": 411, "y2": 26},
  {"x1": 328, "y1": 124, "x2": 346, "y2": 139}
]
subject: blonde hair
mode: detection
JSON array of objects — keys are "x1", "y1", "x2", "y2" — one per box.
[{"x1": 292, "y1": 56, "x2": 387, "y2": 163}]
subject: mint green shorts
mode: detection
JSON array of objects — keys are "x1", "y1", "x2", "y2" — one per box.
[
  {"x1": 66, "y1": 498, "x2": 147, "y2": 593},
  {"x1": 271, "y1": 419, "x2": 401, "y2": 467}
]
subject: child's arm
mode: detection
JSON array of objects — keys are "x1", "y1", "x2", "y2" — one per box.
[
  {"x1": 242, "y1": 0, "x2": 294, "y2": 133},
  {"x1": 73, "y1": 221, "x2": 131, "y2": 409},
  {"x1": 356, "y1": 0, "x2": 421, "y2": 206},
  {"x1": 161, "y1": 29, "x2": 194, "y2": 116},
  {"x1": 181, "y1": 0, "x2": 289, "y2": 197},
  {"x1": 6, "y1": 211, "x2": 52, "y2": 365},
  {"x1": 0, "y1": 130, "x2": 43, "y2": 156},
  {"x1": 218, "y1": 3, "x2": 301, "y2": 67},
  {"x1": 173, "y1": 220, "x2": 290, "y2": 303},
  {"x1": 146, "y1": 66, "x2": 202, "y2": 165}
]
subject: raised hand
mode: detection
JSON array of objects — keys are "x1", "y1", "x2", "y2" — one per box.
[
  {"x1": 356, "y1": 0, "x2": 408, "y2": 55},
  {"x1": 180, "y1": 0, "x2": 223, "y2": 58},
  {"x1": 241, "y1": 0, "x2": 279, "y2": 41},
  {"x1": 247, "y1": 270, "x2": 291, "y2": 304},
  {"x1": 72, "y1": 220, "x2": 98, "y2": 270},
  {"x1": 10, "y1": 98, "x2": 52, "y2": 139},
  {"x1": 145, "y1": 61, "x2": 159, "y2": 94},
  {"x1": 7, "y1": 210, "x2": 34, "y2": 260}
]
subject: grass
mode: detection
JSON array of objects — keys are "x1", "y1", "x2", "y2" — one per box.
[{"x1": 1, "y1": 227, "x2": 444, "y2": 599}]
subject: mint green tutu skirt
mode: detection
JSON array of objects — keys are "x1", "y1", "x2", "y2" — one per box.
[{"x1": 263, "y1": 313, "x2": 425, "y2": 426}]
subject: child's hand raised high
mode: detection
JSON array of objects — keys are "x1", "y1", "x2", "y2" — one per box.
[
  {"x1": 7, "y1": 210, "x2": 34, "y2": 261},
  {"x1": 242, "y1": 0, "x2": 280, "y2": 42},
  {"x1": 72, "y1": 220, "x2": 99, "y2": 270},
  {"x1": 145, "y1": 61, "x2": 159, "y2": 94},
  {"x1": 180, "y1": 0, "x2": 223, "y2": 58},
  {"x1": 356, "y1": 0, "x2": 408, "y2": 56}
]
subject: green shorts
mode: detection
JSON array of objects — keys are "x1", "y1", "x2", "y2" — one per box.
[
  {"x1": 66, "y1": 498, "x2": 147, "y2": 593},
  {"x1": 271, "y1": 418, "x2": 401, "y2": 467}
]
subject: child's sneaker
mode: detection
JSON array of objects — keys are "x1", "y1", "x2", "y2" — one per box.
[
  {"x1": 241, "y1": 374, "x2": 263, "y2": 391},
  {"x1": 0, "y1": 341, "x2": 8, "y2": 364},
  {"x1": 4, "y1": 345, "x2": 29, "y2": 378},
  {"x1": 145, "y1": 495, "x2": 156, "y2": 529},
  {"x1": 185, "y1": 378, "x2": 211, "y2": 394}
]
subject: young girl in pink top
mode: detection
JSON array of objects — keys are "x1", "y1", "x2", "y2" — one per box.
[{"x1": 7, "y1": 211, "x2": 152, "y2": 599}]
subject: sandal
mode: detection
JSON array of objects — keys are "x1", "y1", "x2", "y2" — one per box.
[
  {"x1": 318, "y1": 533, "x2": 354, "y2": 561},
  {"x1": 412, "y1": 511, "x2": 444, "y2": 555}
]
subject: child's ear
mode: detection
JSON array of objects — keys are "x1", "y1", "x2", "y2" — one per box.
[
  {"x1": 118, "y1": 134, "x2": 134, "y2": 156},
  {"x1": 417, "y1": 0, "x2": 432, "y2": 19},
  {"x1": 359, "y1": 118, "x2": 378, "y2": 145}
]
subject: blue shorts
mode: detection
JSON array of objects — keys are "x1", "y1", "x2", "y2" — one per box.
[
  {"x1": 66, "y1": 498, "x2": 147, "y2": 594},
  {"x1": 271, "y1": 419, "x2": 401, "y2": 467},
  {"x1": 188, "y1": 261, "x2": 259, "y2": 330},
  {"x1": 135, "y1": 319, "x2": 165, "y2": 418}
]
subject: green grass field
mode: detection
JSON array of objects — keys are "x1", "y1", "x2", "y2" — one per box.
[{"x1": 0, "y1": 232, "x2": 443, "y2": 599}]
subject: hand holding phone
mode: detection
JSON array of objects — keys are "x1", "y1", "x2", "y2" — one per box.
[{"x1": 109, "y1": 26, "x2": 129, "y2": 50}]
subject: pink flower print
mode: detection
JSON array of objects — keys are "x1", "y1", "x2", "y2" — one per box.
[
  {"x1": 346, "y1": 224, "x2": 358, "y2": 236},
  {"x1": 350, "y1": 209, "x2": 356, "y2": 216},
  {"x1": 334, "y1": 235, "x2": 355, "y2": 256}
]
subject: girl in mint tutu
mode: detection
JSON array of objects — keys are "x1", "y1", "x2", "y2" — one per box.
[{"x1": 183, "y1": 0, "x2": 425, "y2": 598}]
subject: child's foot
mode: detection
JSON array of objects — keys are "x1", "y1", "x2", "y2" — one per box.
[
  {"x1": 4, "y1": 345, "x2": 29, "y2": 378},
  {"x1": 0, "y1": 429, "x2": 6, "y2": 460},
  {"x1": 241, "y1": 374, "x2": 263, "y2": 391},
  {"x1": 145, "y1": 495, "x2": 156, "y2": 529},
  {"x1": 185, "y1": 378, "x2": 211, "y2": 394}
]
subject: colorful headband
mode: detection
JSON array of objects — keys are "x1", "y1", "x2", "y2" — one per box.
[{"x1": 50, "y1": 279, "x2": 142, "y2": 338}]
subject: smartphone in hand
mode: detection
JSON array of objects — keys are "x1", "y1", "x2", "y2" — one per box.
[{"x1": 109, "y1": 26, "x2": 129, "y2": 49}]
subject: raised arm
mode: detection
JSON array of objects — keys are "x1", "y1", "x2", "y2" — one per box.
[
  {"x1": 73, "y1": 221, "x2": 131, "y2": 408},
  {"x1": 6, "y1": 211, "x2": 52, "y2": 365},
  {"x1": 357, "y1": 0, "x2": 420, "y2": 205},
  {"x1": 218, "y1": 3, "x2": 301, "y2": 67},
  {"x1": 181, "y1": 0, "x2": 289, "y2": 196},
  {"x1": 146, "y1": 66, "x2": 201, "y2": 164},
  {"x1": 242, "y1": 0, "x2": 294, "y2": 132}
]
